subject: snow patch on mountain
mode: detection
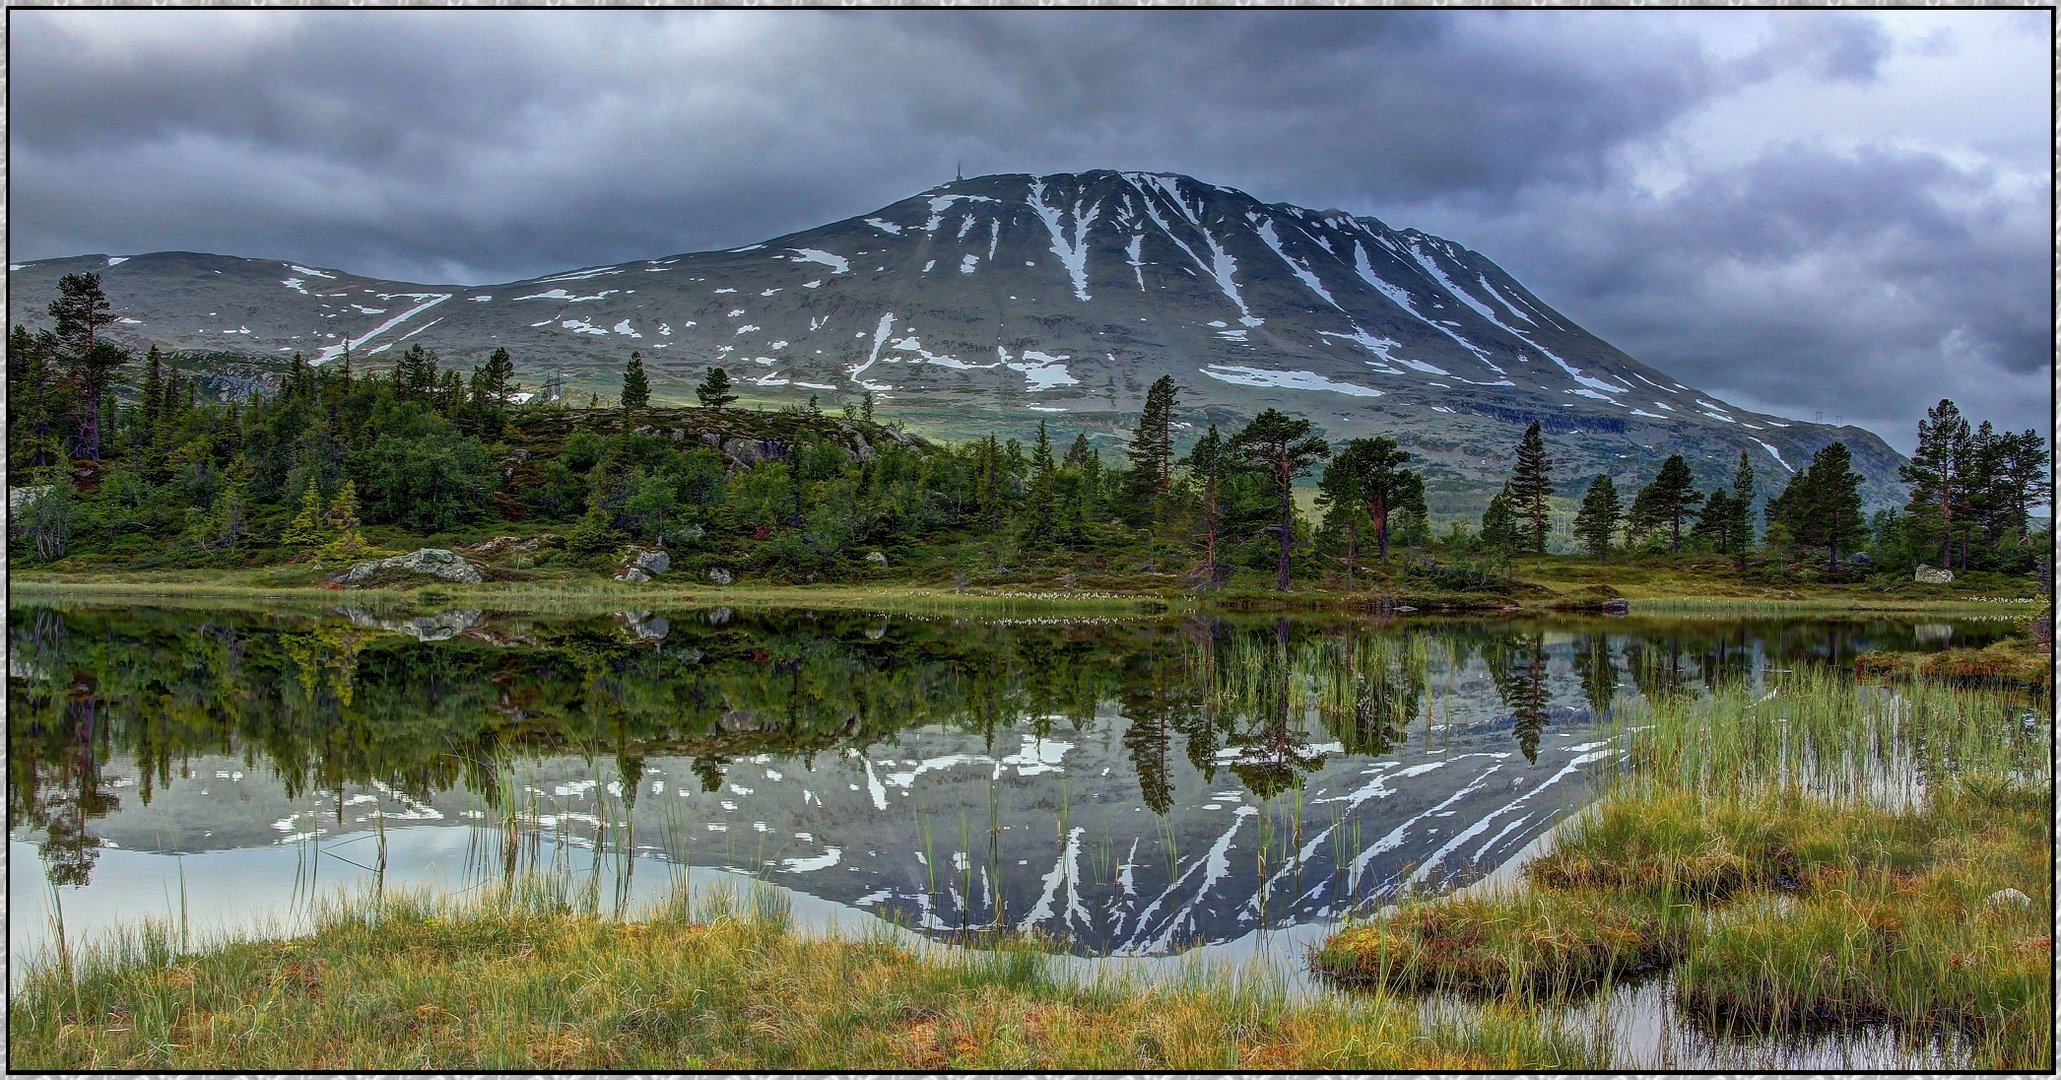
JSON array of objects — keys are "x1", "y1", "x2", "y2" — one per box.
[
  {"x1": 788, "y1": 249, "x2": 850, "y2": 274},
  {"x1": 1200, "y1": 365, "x2": 1383, "y2": 398}
]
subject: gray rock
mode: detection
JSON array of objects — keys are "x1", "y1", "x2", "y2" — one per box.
[
  {"x1": 1915, "y1": 565, "x2": 1955, "y2": 584},
  {"x1": 616, "y1": 567, "x2": 651, "y2": 583},
  {"x1": 1846, "y1": 551, "x2": 1873, "y2": 567},
  {"x1": 865, "y1": 551, "x2": 889, "y2": 567},
  {"x1": 629, "y1": 548, "x2": 671, "y2": 576},
  {"x1": 1985, "y1": 887, "x2": 2031, "y2": 910},
  {"x1": 706, "y1": 607, "x2": 734, "y2": 626},
  {"x1": 708, "y1": 567, "x2": 734, "y2": 586},
  {"x1": 334, "y1": 548, "x2": 483, "y2": 586}
]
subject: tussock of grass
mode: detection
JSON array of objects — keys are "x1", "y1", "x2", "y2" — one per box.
[
  {"x1": 1310, "y1": 889, "x2": 1685, "y2": 1000},
  {"x1": 9, "y1": 883, "x2": 1604, "y2": 1071},
  {"x1": 1855, "y1": 637, "x2": 2053, "y2": 688}
]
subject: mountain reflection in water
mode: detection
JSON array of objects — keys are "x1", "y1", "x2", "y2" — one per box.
[{"x1": 7, "y1": 603, "x2": 1995, "y2": 957}]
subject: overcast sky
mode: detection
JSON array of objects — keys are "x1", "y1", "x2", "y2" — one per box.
[{"x1": 10, "y1": 9, "x2": 2050, "y2": 449}]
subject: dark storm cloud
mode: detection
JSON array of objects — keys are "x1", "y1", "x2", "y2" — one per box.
[{"x1": 8, "y1": 9, "x2": 2048, "y2": 448}]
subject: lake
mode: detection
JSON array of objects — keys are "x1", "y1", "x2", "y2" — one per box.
[{"x1": 10, "y1": 600, "x2": 2012, "y2": 983}]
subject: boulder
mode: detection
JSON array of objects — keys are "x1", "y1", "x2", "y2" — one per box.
[
  {"x1": 865, "y1": 551, "x2": 889, "y2": 568},
  {"x1": 1915, "y1": 565, "x2": 1954, "y2": 584},
  {"x1": 332, "y1": 548, "x2": 483, "y2": 587},
  {"x1": 1985, "y1": 887, "x2": 2032, "y2": 910},
  {"x1": 708, "y1": 567, "x2": 735, "y2": 586},
  {"x1": 628, "y1": 548, "x2": 671, "y2": 576},
  {"x1": 1846, "y1": 551, "x2": 1873, "y2": 568},
  {"x1": 616, "y1": 567, "x2": 651, "y2": 583}
]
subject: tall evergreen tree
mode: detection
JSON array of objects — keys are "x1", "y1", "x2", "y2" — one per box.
[
  {"x1": 1636, "y1": 454, "x2": 1703, "y2": 553},
  {"x1": 1230, "y1": 408, "x2": 1329, "y2": 591},
  {"x1": 1508, "y1": 421, "x2": 1554, "y2": 554},
  {"x1": 1184, "y1": 425, "x2": 1228, "y2": 589},
  {"x1": 695, "y1": 366, "x2": 737, "y2": 409},
  {"x1": 1479, "y1": 483, "x2": 1520, "y2": 556},
  {"x1": 1768, "y1": 441, "x2": 1866, "y2": 572},
  {"x1": 621, "y1": 351, "x2": 650, "y2": 411},
  {"x1": 1728, "y1": 450, "x2": 1757, "y2": 570},
  {"x1": 1899, "y1": 398, "x2": 1971, "y2": 570},
  {"x1": 49, "y1": 272, "x2": 126, "y2": 460},
  {"x1": 282, "y1": 481, "x2": 327, "y2": 548},
  {"x1": 1021, "y1": 421, "x2": 1058, "y2": 548},
  {"x1": 1126, "y1": 375, "x2": 1179, "y2": 503},
  {"x1": 1573, "y1": 474, "x2": 1621, "y2": 562}
]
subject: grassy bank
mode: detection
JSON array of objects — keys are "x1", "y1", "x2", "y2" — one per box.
[
  {"x1": 1854, "y1": 632, "x2": 2053, "y2": 689},
  {"x1": 10, "y1": 559, "x2": 2041, "y2": 618},
  {"x1": 1311, "y1": 668, "x2": 2053, "y2": 1069},
  {"x1": 9, "y1": 881, "x2": 1602, "y2": 1071}
]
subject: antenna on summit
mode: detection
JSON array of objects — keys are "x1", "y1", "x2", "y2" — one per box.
[{"x1": 955, "y1": 159, "x2": 963, "y2": 182}]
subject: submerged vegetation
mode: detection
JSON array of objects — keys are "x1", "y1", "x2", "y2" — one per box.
[{"x1": 1312, "y1": 666, "x2": 2053, "y2": 1069}]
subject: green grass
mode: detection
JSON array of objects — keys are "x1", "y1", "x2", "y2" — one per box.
[
  {"x1": 1313, "y1": 665, "x2": 2053, "y2": 1069},
  {"x1": 8, "y1": 880, "x2": 1604, "y2": 1071}
]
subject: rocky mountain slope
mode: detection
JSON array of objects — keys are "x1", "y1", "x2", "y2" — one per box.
[{"x1": 8, "y1": 170, "x2": 1907, "y2": 511}]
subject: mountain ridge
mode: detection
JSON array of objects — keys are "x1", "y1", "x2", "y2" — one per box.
[{"x1": 7, "y1": 169, "x2": 1908, "y2": 512}]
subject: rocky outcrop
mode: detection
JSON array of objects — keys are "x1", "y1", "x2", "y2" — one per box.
[
  {"x1": 1915, "y1": 565, "x2": 1955, "y2": 584},
  {"x1": 330, "y1": 549, "x2": 483, "y2": 587}
]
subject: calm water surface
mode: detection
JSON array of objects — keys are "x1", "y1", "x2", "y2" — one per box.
[
  {"x1": 8, "y1": 601, "x2": 2018, "y2": 1066},
  {"x1": 11, "y1": 603, "x2": 2004, "y2": 954}
]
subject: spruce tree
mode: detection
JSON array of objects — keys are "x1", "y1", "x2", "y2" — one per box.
[
  {"x1": 695, "y1": 366, "x2": 737, "y2": 409},
  {"x1": 1573, "y1": 475, "x2": 1621, "y2": 562},
  {"x1": 282, "y1": 481, "x2": 327, "y2": 547},
  {"x1": 1508, "y1": 421, "x2": 1554, "y2": 554},
  {"x1": 1479, "y1": 483, "x2": 1520, "y2": 557},
  {"x1": 1728, "y1": 450, "x2": 1757, "y2": 570},
  {"x1": 1021, "y1": 421, "x2": 1058, "y2": 548},
  {"x1": 1768, "y1": 441, "x2": 1865, "y2": 572},
  {"x1": 621, "y1": 351, "x2": 650, "y2": 411},
  {"x1": 861, "y1": 390, "x2": 876, "y2": 423},
  {"x1": 1230, "y1": 408, "x2": 1329, "y2": 591},
  {"x1": 320, "y1": 480, "x2": 367, "y2": 561},
  {"x1": 1126, "y1": 375, "x2": 1179, "y2": 504},
  {"x1": 1637, "y1": 454, "x2": 1702, "y2": 553}
]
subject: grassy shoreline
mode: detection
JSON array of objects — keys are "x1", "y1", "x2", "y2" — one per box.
[
  {"x1": 9, "y1": 567, "x2": 2041, "y2": 618},
  {"x1": 8, "y1": 881, "x2": 1602, "y2": 1071}
]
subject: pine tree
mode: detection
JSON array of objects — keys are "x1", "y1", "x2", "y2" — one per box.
[
  {"x1": 1573, "y1": 475, "x2": 1621, "y2": 562},
  {"x1": 621, "y1": 351, "x2": 650, "y2": 411},
  {"x1": 1692, "y1": 489, "x2": 1735, "y2": 552},
  {"x1": 1768, "y1": 441, "x2": 1866, "y2": 573},
  {"x1": 1508, "y1": 421, "x2": 1554, "y2": 554},
  {"x1": 1184, "y1": 425, "x2": 1228, "y2": 589},
  {"x1": 1899, "y1": 399, "x2": 1970, "y2": 571},
  {"x1": 695, "y1": 366, "x2": 737, "y2": 409},
  {"x1": 861, "y1": 390, "x2": 876, "y2": 423},
  {"x1": 1636, "y1": 454, "x2": 1702, "y2": 553},
  {"x1": 282, "y1": 481, "x2": 327, "y2": 547},
  {"x1": 1231, "y1": 409, "x2": 1329, "y2": 591},
  {"x1": 49, "y1": 272, "x2": 126, "y2": 460}
]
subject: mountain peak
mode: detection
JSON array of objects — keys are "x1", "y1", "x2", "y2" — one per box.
[{"x1": 7, "y1": 169, "x2": 1908, "y2": 509}]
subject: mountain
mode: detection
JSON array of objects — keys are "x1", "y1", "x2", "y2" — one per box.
[{"x1": 7, "y1": 170, "x2": 1906, "y2": 512}]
